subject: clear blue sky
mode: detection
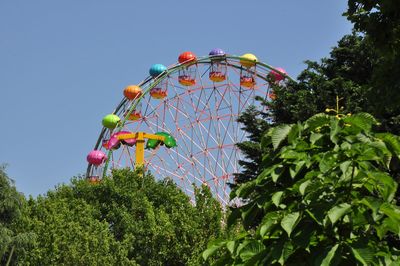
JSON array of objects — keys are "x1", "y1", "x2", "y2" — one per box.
[{"x1": 0, "y1": 1, "x2": 352, "y2": 197}]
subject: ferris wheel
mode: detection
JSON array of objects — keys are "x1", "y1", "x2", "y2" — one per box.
[{"x1": 86, "y1": 49, "x2": 290, "y2": 205}]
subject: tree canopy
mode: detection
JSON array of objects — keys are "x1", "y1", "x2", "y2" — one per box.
[
  {"x1": 0, "y1": 165, "x2": 33, "y2": 265},
  {"x1": 14, "y1": 169, "x2": 222, "y2": 265},
  {"x1": 205, "y1": 112, "x2": 400, "y2": 265}
]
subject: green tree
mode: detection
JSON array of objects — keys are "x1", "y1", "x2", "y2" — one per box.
[
  {"x1": 205, "y1": 112, "x2": 400, "y2": 265},
  {"x1": 19, "y1": 169, "x2": 222, "y2": 265},
  {"x1": 0, "y1": 165, "x2": 33, "y2": 265},
  {"x1": 345, "y1": 0, "x2": 400, "y2": 114},
  {"x1": 233, "y1": 105, "x2": 271, "y2": 187},
  {"x1": 235, "y1": 0, "x2": 400, "y2": 188},
  {"x1": 235, "y1": 31, "x2": 400, "y2": 192},
  {"x1": 270, "y1": 32, "x2": 400, "y2": 134},
  {"x1": 24, "y1": 195, "x2": 136, "y2": 265},
  {"x1": 346, "y1": 0, "x2": 400, "y2": 57}
]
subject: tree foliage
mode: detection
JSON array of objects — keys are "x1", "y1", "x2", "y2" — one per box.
[
  {"x1": 0, "y1": 165, "x2": 34, "y2": 265},
  {"x1": 233, "y1": 105, "x2": 272, "y2": 187},
  {"x1": 205, "y1": 113, "x2": 400, "y2": 265},
  {"x1": 270, "y1": 32, "x2": 400, "y2": 134},
  {"x1": 17, "y1": 169, "x2": 222, "y2": 265},
  {"x1": 235, "y1": 0, "x2": 400, "y2": 190},
  {"x1": 346, "y1": 0, "x2": 400, "y2": 57}
]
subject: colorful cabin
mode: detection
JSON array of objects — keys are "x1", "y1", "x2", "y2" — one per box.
[
  {"x1": 149, "y1": 64, "x2": 168, "y2": 99},
  {"x1": 209, "y1": 68, "x2": 226, "y2": 82},
  {"x1": 150, "y1": 87, "x2": 167, "y2": 99},
  {"x1": 103, "y1": 131, "x2": 136, "y2": 150},
  {"x1": 239, "y1": 53, "x2": 257, "y2": 68},
  {"x1": 126, "y1": 110, "x2": 142, "y2": 121},
  {"x1": 123, "y1": 85, "x2": 142, "y2": 100},
  {"x1": 239, "y1": 53, "x2": 258, "y2": 88},
  {"x1": 209, "y1": 48, "x2": 226, "y2": 82},
  {"x1": 86, "y1": 150, "x2": 107, "y2": 184},
  {"x1": 209, "y1": 48, "x2": 225, "y2": 58},
  {"x1": 178, "y1": 51, "x2": 197, "y2": 64},
  {"x1": 88, "y1": 176, "x2": 101, "y2": 184},
  {"x1": 178, "y1": 68, "x2": 196, "y2": 86},
  {"x1": 102, "y1": 114, "x2": 120, "y2": 129},
  {"x1": 87, "y1": 150, "x2": 107, "y2": 165},
  {"x1": 240, "y1": 71, "x2": 256, "y2": 88},
  {"x1": 146, "y1": 132, "x2": 177, "y2": 149},
  {"x1": 149, "y1": 64, "x2": 167, "y2": 78},
  {"x1": 178, "y1": 51, "x2": 197, "y2": 86},
  {"x1": 102, "y1": 138, "x2": 120, "y2": 150},
  {"x1": 268, "y1": 67, "x2": 287, "y2": 83}
]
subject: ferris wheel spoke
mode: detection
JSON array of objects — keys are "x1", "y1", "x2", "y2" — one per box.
[
  {"x1": 166, "y1": 147, "x2": 206, "y2": 185},
  {"x1": 161, "y1": 101, "x2": 209, "y2": 185}
]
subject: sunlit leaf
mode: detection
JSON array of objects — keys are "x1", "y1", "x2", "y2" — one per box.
[
  {"x1": 327, "y1": 203, "x2": 351, "y2": 225},
  {"x1": 299, "y1": 180, "x2": 311, "y2": 196},
  {"x1": 239, "y1": 240, "x2": 265, "y2": 261},
  {"x1": 320, "y1": 244, "x2": 339, "y2": 266},
  {"x1": 203, "y1": 240, "x2": 226, "y2": 260},
  {"x1": 281, "y1": 212, "x2": 300, "y2": 237},
  {"x1": 272, "y1": 191, "x2": 284, "y2": 207},
  {"x1": 305, "y1": 113, "x2": 331, "y2": 131},
  {"x1": 271, "y1": 124, "x2": 294, "y2": 150}
]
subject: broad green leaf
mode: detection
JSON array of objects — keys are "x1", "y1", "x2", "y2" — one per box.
[
  {"x1": 287, "y1": 123, "x2": 300, "y2": 143},
  {"x1": 370, "y1": 172, "x2": 397, "y2": 202},
  {"x1": 327, "y1": 203, "x2": 351, "y2": 225},
  {"x1": 203, "y1": 240, "x2": 226, "y2": 260},
  {"x1": 278, "y1": 241, "x2": 294, "y2": 265},
  {"x1": 380, "y1": 203, "x2": 400, "y2": 222},
  {"x1": 350, "y1": 245, "x2": 374, "y2": 266},
  {"x1": 305, "y1": 113, "x2": 331, "y2": 131},
  {"x1": 260, "y1": 212, "x2": 280, "y2": 237},
  {"x1": 243, "y1": 249, "x2": 269, "y2": 266},
  {"x1": 256, "y1": 167, "x2": 271, "y2": 182},
  {"x1": 226, "y1": 240, "x2": 235, "y2": 255},
  {"x1": 235, "y1": 180, "x2": 256, "y2": 198},
  {"x1": 271, "y1": 124, "x2": 294, "y2": 150},
  {"x1": 212, "y1": 254, "x2": 233, "y2": 266},
  {"x1": 272, "y1": 191, "x2": 284, "y2": 207},
  {"x1": 330, "y1": 118, "x2": 340, "y2": 144},
  {"x1": 310, "y1": 132, "x2": 323, "y2": 145},
  {"x1": 289, "y1": 161, "x2": 305, "y2": 178},
  {"x1": 360, "y1": 197, "x2": 383, "y2": 221},
  {"x1": 319, "y1": 152, "x2": 337, "y2": 173},
  {"x1": 339, "y1": 160, "x2": 353, "y2": 182},
  {"x1": 343, "y1": 112, "x2": 377, "y2": 132},
  {"x1": 357, "y1": 147, "x2": 381, "y2": 161},
  {"x1": 281, "y1": 150, "x2": 304, "y2": 159},
  {"x1": 320, "y1": 244, "x2": 339, "y2": 266},
  {"x1": 299, "y1": 180, "x2": 311, "y2": 195},
  {"x1": 281, "y1": 212, "x2": 300, "y2": 237},
  {"x1": 375, "y1": 217, "x2": 400, "y2": 238},
  {"x1": 239, "y1": 240, "x2": 266, "y2": 261},
  {"x1": 377, "y1": 133, "x2": 400, "y2": 160},
  {"x1": 339, "y1": 160, "x2": 352, "y2": 175},
  {"x1": 271, "y1": 165, "x2": 284, "y2": 183}
]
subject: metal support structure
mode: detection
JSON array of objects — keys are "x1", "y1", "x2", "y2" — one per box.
[{"x1": 117, "y1": 132, "x2": 165, "y2": 167}]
